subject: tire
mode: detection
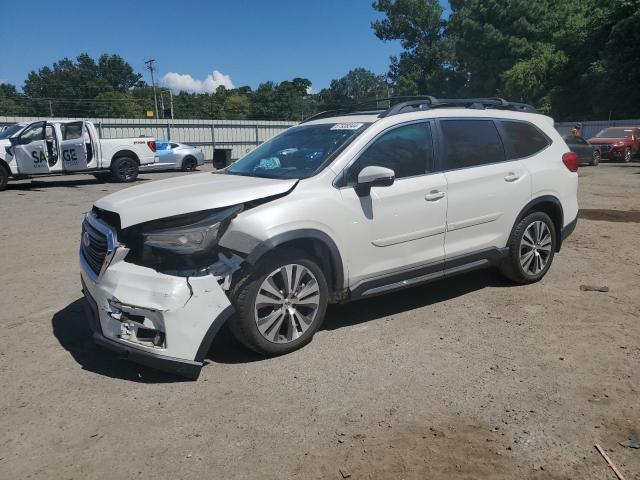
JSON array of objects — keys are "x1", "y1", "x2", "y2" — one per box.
[
  {"x1": 228, "y1": 249, "x2": 329, "y2": 355},
  {"x1": 590, "y1": 149, "x2": 600, "y2": 166},
  {"x1": 0, "y1": 165, "x2": 9, "y2": 191},
  {"x1": 110, "y1": 156, "x2": 139, "y2": 182},
  {"x1": 181, "y1": 156, "x2": 198, "y2": 172},
  {"x1": 499, "y1": 212, "x2": 557, "y2": 284},
  {"x1": 624, "y1": 147, "x2": 632, "y2": 163}
]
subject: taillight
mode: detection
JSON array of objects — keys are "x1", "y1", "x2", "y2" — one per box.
[
  {"x1": 562, "y1": 151, "x2": 579, "y2": 172},
  {"x1": 147, "y1": 140, "x2": 156, "y2": 152}
]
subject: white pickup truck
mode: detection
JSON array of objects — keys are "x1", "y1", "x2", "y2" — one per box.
[{"x1": 0, "y1": 120, "x2": 158, "y2": 191}]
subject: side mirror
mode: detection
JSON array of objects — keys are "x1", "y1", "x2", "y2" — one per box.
[{"x1": 356, "y1": 165, "x2": 395, "y2": 196}]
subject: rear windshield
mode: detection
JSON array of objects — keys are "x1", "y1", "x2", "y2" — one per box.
[
  {"x1": 227, "y1": 122, "x2": 370, "y2": 179},
  {"x1": 595, "y1": 128, "x2": 634, "y2": 138}
]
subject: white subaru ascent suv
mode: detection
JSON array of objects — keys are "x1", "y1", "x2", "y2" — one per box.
[{"x1": 80, "y1": 97, "x2": 579, "y2": 378}]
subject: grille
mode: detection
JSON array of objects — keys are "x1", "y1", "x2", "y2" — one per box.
[
  {"x1": 599, "y1": 144, "x2": 612, "y2": 153},
  {"x1": 81, "y1": 218, "x2": 109, "y2": 276}
]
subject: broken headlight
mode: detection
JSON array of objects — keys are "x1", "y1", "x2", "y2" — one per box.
[{"x1": 142, "y1": 205, "x2": 242, "y2": 254}]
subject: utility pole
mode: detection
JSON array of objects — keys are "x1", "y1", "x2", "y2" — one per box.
[
  {"x1": 160, "y1": 91, "x2": 165, "y2": 119},
  {"x1": 48, "y1": 99, "x2": 54, "y2": 117},
  {"x1": 144, "y1": 59, "x2": 159, "y2": 118},
  {"x1": 169, "y1": 89, "x2": 174, "y2": 120}
]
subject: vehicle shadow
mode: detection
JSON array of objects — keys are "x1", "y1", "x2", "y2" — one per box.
[
  {"x1": 53, "y1": 268, "x2": 515, "y2": 378},
  {"x1": 7, "y1": 177, "x2": 150, "y2": 191},
  {"x1": 51, "y1": 298, "x2": 187, "y2": 383},
  {"x1": 322, "y1": 268, "x2": 514, "y2": 332},
  {"x1": 211, "y1": 267, "x2": 515, "y2": 365}
]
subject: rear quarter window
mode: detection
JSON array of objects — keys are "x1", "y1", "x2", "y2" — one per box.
[{"x1": 500, "y1": 120, "x2": 550, "y2": 159}]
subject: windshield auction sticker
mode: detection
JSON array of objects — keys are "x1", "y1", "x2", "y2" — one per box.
[{"x1": 330, "y1": 123, "x2": 364, "y2": 130}]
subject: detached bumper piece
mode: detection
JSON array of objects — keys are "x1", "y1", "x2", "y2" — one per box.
[
  {"x1": 83, "y1": 285, "x2": 205, "y2": 379},
  {"x1": 80, "y1": 252, "x2": 234, "y2": 380}
]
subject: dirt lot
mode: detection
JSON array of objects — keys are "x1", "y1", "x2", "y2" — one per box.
[{"x1": 1, "y1": 163, "x2": 639, "y2": 480}]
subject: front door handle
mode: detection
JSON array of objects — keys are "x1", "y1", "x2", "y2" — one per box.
[
  {"x1": 504, "y1": 172, "x2": 520, "y2": 182},
  {"x1": 425, "y1": 190, "x2": 445, "y2": 201}
]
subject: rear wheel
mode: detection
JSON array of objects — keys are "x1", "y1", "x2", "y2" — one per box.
[
  {"x1": 624, "y1": 147, "x2": 632, "y2": 163},
  {"x1": 500, "y1": 212, "x2": 557, "y2": 284},
  {"x1": 0, "y1": 165, "x2": 9, "y2": 191},
  {"x1": 110, "y1": 156, "x2": 139, "y2": 182},
  {"x1": 229, "y1": 250, "x2": 329, "y2": 355},
  {"x1": 590, "y1": 149, "x2": 600, "y2": 166},
  {"x1": 181, "y1": 156, "x2": 198, "y2": 172}
]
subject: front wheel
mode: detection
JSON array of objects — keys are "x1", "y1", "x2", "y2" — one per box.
[
  {"x1": 228, "y1": 250, "x2": 329, "y2": 355},
  {"x1": 499, "y1": 212, "x2": 557, "y2": 284},
  {"x1": 110, "y1": 156, "x2": 139, "y2": 182},
  {"x1": 624, "y1": 147, "x2": 632, "y2": 163},
  {"x1": 590, "y1": 149, "x2": 600, "y2": 166}
]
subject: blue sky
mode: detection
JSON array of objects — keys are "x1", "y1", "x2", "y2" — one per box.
[{"x1": 0, "y1": 0, "x2": 418, "y2": 93}]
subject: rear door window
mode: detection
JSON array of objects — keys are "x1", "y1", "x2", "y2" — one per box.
[
  {"x1": 61, "y1": 122, "x2": 83, "y2": 140},
  {"x1": 440, "y1": 119, "x2": 506, "y2": 170},
  {"x1": 500, "y1": 120, "x2": 550, "y2": 159}
]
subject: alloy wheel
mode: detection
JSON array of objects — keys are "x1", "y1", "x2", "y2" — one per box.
[
  {"x1": 185, "y1": 158, "x2": 197, "y2": 171},
  {"x1": 624, "y1": 148, "x2": 632, "y2": 163},
  {"x1": 592, "y1": 150, "x2": 600, "y2": 166},
  {"x1": 519, "y1": 220, "x2": 552, "y2": 276},
  {"x1": 119, "y1": 159, "x2": 136, "y2": 180},
  {"x1": 254, "y1": 264, "x2": 320, "y2": 343}
]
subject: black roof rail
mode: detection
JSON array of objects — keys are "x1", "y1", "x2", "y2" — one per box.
[
  {"x1": 301, "y1": 96, "x2": 537, "y2": 123},
  {"x1": 300, "y1": 96, "x2": 436, "y2": 123},
  {"x1": 380, "y1": 97, "x2": 537, "y2": 117}
]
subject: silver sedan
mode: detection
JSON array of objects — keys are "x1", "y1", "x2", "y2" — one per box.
[{"x1": 142, "y1": 141, "x2": 205, "y2": 172}]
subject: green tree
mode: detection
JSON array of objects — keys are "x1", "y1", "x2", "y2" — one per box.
[
  {"x1": 23, "y1": 53, "x2": 142, "y2": 117},
  {"x1": 92, "y1": 91, "x2": 143, "y2": 118},
  {"x1": 372, "y1": 0, "x2": 465, "y2": 96},
  {"x1": 251, "y1": 78, "x2": 317, "y2": 120},
  {"x1": 373, "y1": 0, "x2": 640, "y2": 119},
  {"x1": 319, "y1": 68, "x2": 388, "y2": 108},
  {"x1": 0, "y1": 84, "x2": 20, "y2": 115},
  {"x1": 223, "y1": 94, "x2": 251, "y2": 119}
]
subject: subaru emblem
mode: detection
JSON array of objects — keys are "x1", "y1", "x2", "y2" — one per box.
[{"x1": 83, "y1": 231, "x2": 91, "y2": 248}]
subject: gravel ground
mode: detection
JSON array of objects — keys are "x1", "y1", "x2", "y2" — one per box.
[{"x1": 1, "y1": 163, "x2": 639, "y2": 479}]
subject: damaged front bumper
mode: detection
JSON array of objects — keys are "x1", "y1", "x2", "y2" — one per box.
[{"x1": 80, "y1": 249, "x2": 235, "y2": 379}]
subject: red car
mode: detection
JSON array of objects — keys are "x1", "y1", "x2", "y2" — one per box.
[{"x1": 588, "y1": 126, "x2": 640, "y2": 163}]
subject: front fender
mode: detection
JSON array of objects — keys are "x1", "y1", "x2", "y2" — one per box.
[{"x1": 243, "y1": 228, "x2": 346, "y2": 290}]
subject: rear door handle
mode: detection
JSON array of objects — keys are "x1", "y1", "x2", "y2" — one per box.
[
  {"x1": 425, "y1": 191, "x2": 445, "y2": 201},
  {"x1": 504, "y1": 173, "x2": 520, "y2": 182}
]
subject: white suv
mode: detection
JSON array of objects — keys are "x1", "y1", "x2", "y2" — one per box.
[{"x1": 80, "y1": 97, "x2": 579, "y2": 378}]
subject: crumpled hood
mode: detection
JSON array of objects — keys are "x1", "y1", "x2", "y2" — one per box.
[{"x1": 95, "y1": 172, "x2": 297, "y2": 228}]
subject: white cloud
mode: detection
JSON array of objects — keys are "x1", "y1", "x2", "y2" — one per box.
[
  {"x1": 161, "y1": 70, "x2": 234, "y2": 93},
  {"x1": 306, "y1": 86, "x2": 317, "y2": 95}
]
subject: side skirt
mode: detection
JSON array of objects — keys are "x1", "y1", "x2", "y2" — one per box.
[{"x1": 349, "y1": 247, "x2": 509, "y2": 301}]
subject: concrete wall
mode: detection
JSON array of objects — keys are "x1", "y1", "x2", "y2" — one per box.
[{"x1": 0, "y1": 117, "x2": 297, "y2": 161}]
